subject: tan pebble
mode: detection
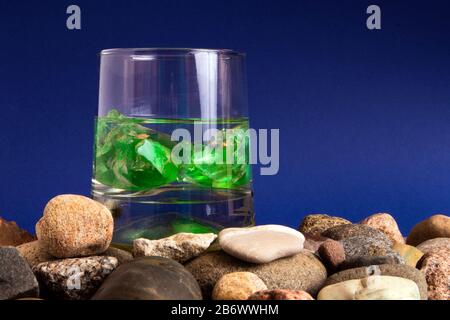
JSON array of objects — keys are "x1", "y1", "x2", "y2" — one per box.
[
  {"x1": 212, "y1": 272, "x2": 267, "y2": 300},
  {"x1": 407, "y1": 215, "x2": 450, "y2": 246},
  {"x1": 392, "y1": 243, "x2": 424, "y2": 267},
  {"x1": 36, "y1": 194, "x2": 113, "y2": 258},
  {"x1": 360, "y1": 213, "x2": 405, "y2": 244}
]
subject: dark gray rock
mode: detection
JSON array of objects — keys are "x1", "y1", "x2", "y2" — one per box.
[
  {"x1": 0, "y1": 247, "x2": 39, "y2": 300},
  {"x1": 338, "y1": 255, "x2": 402, "y2": 271},
  {"x1": 33, "y1": 256, "x2": 118, "y2": 300},
  {"x1": 92, "y1": 256, "x2": 202, "y2": 300},
  {"x1": 185, "y1": 250, "x2": 327, "y2": 299}
]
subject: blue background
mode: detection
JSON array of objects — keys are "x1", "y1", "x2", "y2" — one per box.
[{"x1": 1, "y1": 0, "x2": 450, "y2": 235}]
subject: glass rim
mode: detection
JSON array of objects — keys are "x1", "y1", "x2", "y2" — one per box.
[{"x1": 100, "y1": 48, "x2": 245, "y2": 58}]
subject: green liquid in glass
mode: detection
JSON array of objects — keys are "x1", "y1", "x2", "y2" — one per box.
[{"x1": 93, "y1": 110, "x2": 251, "y2": 192}]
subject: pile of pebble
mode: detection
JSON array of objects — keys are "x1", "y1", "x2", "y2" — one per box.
[{"x1": 0, "y1": 194, "x2": 449, "y2": 300}]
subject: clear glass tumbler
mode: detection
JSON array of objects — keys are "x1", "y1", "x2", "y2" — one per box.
[{"x1": 92, "y1": 48, "x2": 254, "y2": 246}]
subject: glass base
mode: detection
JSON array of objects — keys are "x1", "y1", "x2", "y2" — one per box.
[{"x1": 92, "y1": 179, "x2": 254, "y2": 246}]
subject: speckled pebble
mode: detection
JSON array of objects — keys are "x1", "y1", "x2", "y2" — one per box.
[
  {"x1": 248, "y1": 289, "x2": 314, "y2": 300},
  {"x1": 360, "y1": 213, "x2": 405, "y2": 244},
  {"x1": 417, "y1": 248, "x2": 450, "y2": 300},
  {"x1": 33, "y1": 256, "x2": 118, "y2": 300},
  {"x1": 36, "y1": 195, "x2": 113, "y2": 258},
  {"x1": 298, "y1": 214, "x2": 351, "y2": 237}
]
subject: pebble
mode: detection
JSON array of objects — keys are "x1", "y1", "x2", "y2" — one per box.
[
  {"x1": 212, "y1": 272, "x2": 267, "y2": 300},
  {"x1": 338, "y1": 255, "x2": 403, "y2": 271},
  {"x1": 392, "y1": 243, "x2": 424, "y2": 267},
  {"x1": 298, "y1": 214, "x2": 351, "y2": 237},
  {"x1": 325, "y1": 264, "x2": 428, "y2": 300},
  {"x1": 133, "y1": 233, "x2": 217, "y2": 263},
  {"x1": 318, "y1": 239, "x2": 346, "y2": 273},
  {"x1": 303, "y1": 233, "x2": 330, "y2": 252},
  {"x1": 17, "y1": 241, "x2": 132, "y2": 268},
  {"x1": 33, "y1": 256, "x2": 118, "y2": 300},
  {"x1": 0, "y1": 217, "x2": 34, "y2": 246},
  {"x1": 406, "y1": 214, "x2": 450, "y2": 246},
  {"x1": 318, "y1": 275, "x2": 421, "y2": 300},
  {"x1": 219, "y1": 225, "x2": 305, "y2": 264},
  {"x1": 92, "y1": 256, "x2": 202, "y2": 300},
  {"x1": 360, "y1": 213, "x2": 405, "y2": 244},
  {"x1": 103, "y1": 246, "x2": 133, "y2": 265},
  {"x1": 340, "y1": 236, "x2": 403, "y2": 266},
  {"x1": 185, "y1": 250, "x2": 326, "y2": 298},
  {"x1": 248, "y1": 289, "x2": 314, "y2": 300},
  {"x1": 36, "y1": 194, "x2": 114, "y2": 258},
  {"x1": 0, "y1": 247, "x2": 39, "y2": 300},
  {"x1": 16, "y1": 240, "x2": 55, "y2": 267},
  {"x1": 417, "y1": 248, "x2": 450, "y2": 300},
  {"x1": 416, "y1": 237, "x2": 450, "y2": 254},
  {"x1": 322, "y1": 224, "x2": 392, "y2": 245}
]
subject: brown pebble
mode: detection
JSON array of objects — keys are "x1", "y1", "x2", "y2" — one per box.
[
  {"x1": 407, "y1": 215, "x2": 450, "y2": 246},
  {"x1": 318, "y1": 239, "x2": 346, "y2": 272},
  {"x1": 248, "y1": 289, "x2": 314, "y2": 300}
]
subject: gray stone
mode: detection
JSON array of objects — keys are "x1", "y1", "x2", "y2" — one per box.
[
  {"x1": 185, "y1": 250, "x2": 327, "y2": 299},
  {"x1": 33, "y1": 256, "x2": 118, "y2": 300},
  {"x1": 0, "y1": 247, "x2": 39, "y2": 300},
  {"x1": 325, "y1": 264, "x2": 428, "y2": 300},
  {"x1": 133, "y1": 233, "x2": 216, "y2": 263},
  {"x1": 92, "y1": 256, "x2": 202, "y2": 300},
  {"x1": 322, "y1": 224, "x2": 392, "y2": 246},
  {"x1": 340, "y1": 236, "x2": 403, "y2": 265},
  {"x1": 219, "y1": 225, "x2": 305, "y2": 264}
]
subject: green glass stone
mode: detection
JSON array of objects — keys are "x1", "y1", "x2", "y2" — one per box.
[{"x1": 93, "y1": 110, "x2": 251, "y2": 191}]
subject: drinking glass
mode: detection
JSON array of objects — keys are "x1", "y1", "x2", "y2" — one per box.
[{"x1": 92, "y1": 48, "x2": 254, "y2": 245}]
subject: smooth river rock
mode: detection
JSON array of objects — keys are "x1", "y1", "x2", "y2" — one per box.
[
  {"x1": 298, "y1": 214, "x2": 351, "y2": 237},
  {"x1": 185, "y1": 250, "x2": 327, "y2": 298},
  {"x1": 392, "y1": 243, "x2": 424, "y2": 267},
  {"x1": 360, "y1": 213, "x2": 405, "y2": 244},
  {"x1": 92, "y1": 256, "x2": 202, "y2": 300},
  {"x1": 219, "y1": 225, "x2": 305, "y2": 264},
  {"x1": 0, "y1": 247, "x2": 39, "y2": 300},
  {"x1": 212, "y1": 272, "x2": 267, "y2": 300},
  {"x1": 406, "y1": 214, "x2": 450, "y2": 246},
  {"x1": 36, "y1": 194, "x2": 113, "y2": 258},
  {"x1": 33, "y1": 256, "x2": 118, "y2": 300},
  {"x1": 325, "y1": 264, "x2": 428, "y2": 300},
  {"x1": 133, "y1": 233, "x2": 217, "y2": 263},
  {"x1": 318, "y1": 275, "x2": 421, "y2": 300}
]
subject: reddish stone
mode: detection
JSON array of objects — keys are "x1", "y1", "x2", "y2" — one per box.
[
  {"x1": 318, "y1": 239, "x2": 346, "y2": 272},
  {"x1": 248, "y1": 289, "x2": 314, "y2": 300},
  {"x1": 0, "y1": 217, "x2": 34, "y2": 247}
]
